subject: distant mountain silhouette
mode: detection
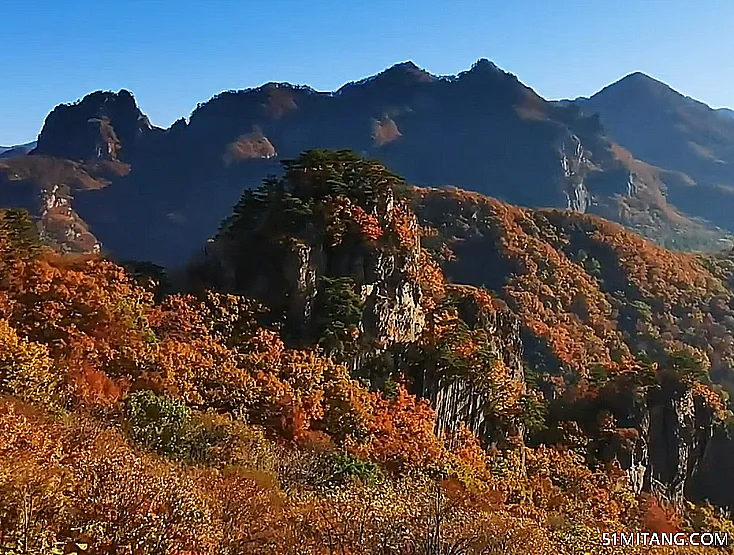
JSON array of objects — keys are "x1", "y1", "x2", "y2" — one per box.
[
  {"x1": 0, "y1": 141, "x2": 36, "y2": 158},
  {"x1": 0, "y1": 61, "x2": 731, "y2": 265},
  {"x1": 573, "y1": 72, "x2": 734, "y2": 231}
]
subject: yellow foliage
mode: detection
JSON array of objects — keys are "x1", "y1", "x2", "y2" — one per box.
[{"x1": 0, "y1": 319, "x2": 60, "y2": 406}]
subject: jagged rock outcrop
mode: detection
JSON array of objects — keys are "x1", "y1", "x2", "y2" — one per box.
[
  {"x1": 194, "y1": 152, "x2": 427, "y2": 357},
  {"x1": 420, "y1": 295, "x2": 525, "y2": 446},
  {"x1": 273, "y1": 236, "x2": 425, "y2": 349},
  {"x1": 214, "y1": 228, "x2": 425, "y2": 352},
  {"x1": 598, "y1": 382, "x2": 715, "y2": 507},
  {"x1": 33, "y1": 90, "x2": 154, "y2": 162}
]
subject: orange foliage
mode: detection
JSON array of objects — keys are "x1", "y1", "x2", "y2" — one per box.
[
  {"x1": 412, "y1": 248, "x2": 446, "y2": 310},
  {"x1": 67, "y1": 362, "x2": 124, "y2": 410},
  {"x1": 0, "y1": 397, "x2": 284, "y2": 554},
  {"x1": 640, "y1": 494, "x2": 680, "y2": 534},
  {"x1": 386, "y1": 202, "x2": 419, "y2": 250},
  {"x1": 346, "y1": 385, "x2": 444, "y2": 473},
  {"x1": 325, "y1": 195, "x2": 383, "y2": 245},
  {"x1": 2, "y1": 154, "x2": 734, "y2": 553},
  {"x1": 412, "y1": 186, "x2": 730, "y2": 417}
]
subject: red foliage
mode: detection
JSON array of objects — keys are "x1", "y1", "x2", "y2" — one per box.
[
  {"x1": 67, "y1": 362, "x2": 124, "y2": 409},
  {"x1": 640, "y1": 494, "x2": 680, "y2": 534}
]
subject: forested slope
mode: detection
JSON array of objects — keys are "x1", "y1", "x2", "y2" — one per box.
[{"x1": 1, "y1": 153, "x2": 734, "y2": 554}]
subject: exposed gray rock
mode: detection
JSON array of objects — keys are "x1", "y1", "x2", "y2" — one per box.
[
  {"x1": 419, "y1": 301, "x2": 525, "y2": 446},
  {"x1": 604, "y1": 383, "x2": 714, "y2": 507},
  {"x1": 282, "y1": 240, "x2": 323, "y2": 333},
  {"x1": 626, "y1": 172, "x2": 639, "y2": 197},
  {"x1": 37, "y1": 184, "x2": 101, "y2": 254},
  {"x1": 559, "y1": 134, "x2": 592, "y2": 212},
  {"x1": 361, "y1": 251, "x2": 424, "y2": 346},
  {"x1": 645, "y1": 387, "x2": 713, "y2": 506}
]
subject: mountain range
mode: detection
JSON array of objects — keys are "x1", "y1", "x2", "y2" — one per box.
[
  {"x1": 2, "y1": 60, "x2": 734, "y2": 266},
  {"x1": 0, "y1": 141, "x2": 36, "y2": 158}
]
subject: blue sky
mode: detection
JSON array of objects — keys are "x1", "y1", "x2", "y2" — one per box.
[{"x1": 1, "y1": 0, "x2": 733, "y2": 144}]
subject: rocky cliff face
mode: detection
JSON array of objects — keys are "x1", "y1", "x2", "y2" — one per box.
[
  {"x1": 276, "y1": 234, "x2": 426, "y2": 352},
  {"x1": 558, "y1": 134, "x2": 593, "y2": 212},
  {"x1": 599, "y1": 384, "x2": 715, "y2": 507},
  {"x1": 420, "y1": 292, "x2": 526, "y2": 446},
  {"x1": 645, "y1": 386, "x2": 713, "y2": 504},
  {"x1": 208, "y1": 193, "x2": 426, "y2": 354}
]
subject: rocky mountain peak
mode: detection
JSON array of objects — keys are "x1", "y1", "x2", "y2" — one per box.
[
  {"x1": 335, "y1": 61, "x2": 436, "y2": 97},
  {"x1": 468, "y1": 57, "x2": 501, "y2": 73},
  {"x1": 33, "y1": 89, "x2": 154, "y2": 162},
  {"x1": 452, "y1": 57, "x2": 538, "y2": 108},
  {"x1": 590, "y1": 71, "x2": 683, "y2": 106},
  {"x1": 573, "y1": 70, "x2": 734, "y2": 234},
  {"x1": 374, "y1": 61, "x2": 435, "y2": 83}
]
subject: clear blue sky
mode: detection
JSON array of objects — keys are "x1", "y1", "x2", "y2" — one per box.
[{"x1": 2, "y1": 0, "x2": 733, "y2": 145}]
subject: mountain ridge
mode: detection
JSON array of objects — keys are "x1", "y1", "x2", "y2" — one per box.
[
  {"x1": 571, "y1": 71, "x2": 734, "y2": 233},
  {"x1": 0, "y1": 141, "x2": 37, "y2": 158},
  {"x1": 1, "y1": 60, "x2": 733, "y2": 265}
]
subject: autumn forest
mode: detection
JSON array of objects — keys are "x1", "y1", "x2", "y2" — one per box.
[{"x1": 3, "y1": 150, "x2": 734, "y2": 554}]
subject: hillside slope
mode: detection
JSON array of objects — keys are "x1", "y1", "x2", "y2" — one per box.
[{"x1": 196, "y1": 151, "x2": 734, "y2": 507}]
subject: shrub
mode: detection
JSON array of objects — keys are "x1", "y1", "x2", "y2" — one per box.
[
  {"x1": 326, "y1": 451, "x2": 384, "y2": 485},
  {"x1": 125, "y1": 390, "x2": 193, "y2": 459}
]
